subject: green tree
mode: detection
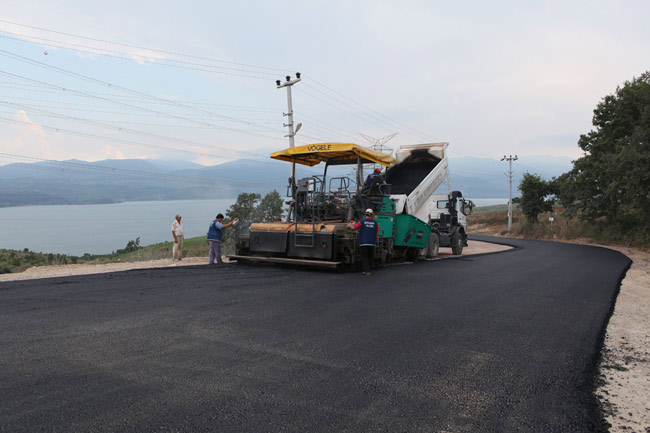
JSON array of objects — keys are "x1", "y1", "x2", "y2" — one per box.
[
  {"x1": 124, "y1": 237, "x2": 142, "y2": 253},
  {"x1": 225, "y1": 192, "x2": 261, "y2": 224},
  {"x1": 518, "y1": 173, "x2": 553, "y2": 223},
  {"x1": 254, "y1": 190, "x2": 284, "y2": 222},
  {"x1": 222, "y1": 192, "x2": 261, "y2": 255},
  {"x1": 222, "y1": 191, "x2": 286, "y2": 254},
  {"x1": 558, "y1": 71, "x2": 650, "y2": 232}
]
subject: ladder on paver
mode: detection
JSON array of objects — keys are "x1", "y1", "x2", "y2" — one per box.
[{"x1": 294, "y1": 203, "x2": 316, "y2": 248}]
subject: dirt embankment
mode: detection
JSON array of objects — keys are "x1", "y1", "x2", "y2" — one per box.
[{"x1": 594, "y1": 246, "x2": 650, "y2": 433}]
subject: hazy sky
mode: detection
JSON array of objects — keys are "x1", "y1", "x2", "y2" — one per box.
[{"x1": 1, "y1": 0, "x2": 649, "y2": 166}]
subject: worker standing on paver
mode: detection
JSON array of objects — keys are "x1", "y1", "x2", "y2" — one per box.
[
  {"x1": 362, "y1": 167, "x2": 386, "y2": 194},
  {"x1": 348, "y1": 209, "x2": 379, "y2": 275}
]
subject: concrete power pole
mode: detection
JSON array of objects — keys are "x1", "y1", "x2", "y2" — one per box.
[
  {"x1": 276, "y1": 73, "x2": 302, "y2": 181},
  {"x1": 501, "y1": 155, "x2": 518, "y2": 232}
]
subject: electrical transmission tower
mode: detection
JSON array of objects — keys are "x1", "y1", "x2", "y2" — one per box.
[
  {"x1": 354, "y1": 133, "x2": 398, "y2": 184},
  {"x1": 501, "y1": 154, "x2": 518, "y2": 232},
  {"x1": 359, "y1": 132, "x2": 398, "y2": 155}
]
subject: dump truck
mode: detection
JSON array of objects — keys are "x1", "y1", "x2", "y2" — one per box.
[
  {"x1": 229, "y1": 142, "x2": 472, "y2": 268},
  {"x1": 386, "y1": 143, "x2": 473, "y2": 257}
]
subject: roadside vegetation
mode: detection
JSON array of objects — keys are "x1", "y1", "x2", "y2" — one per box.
[
  {"x1": 468, "y1": 206, "x2": 649, "y2": 250},
  {"x1": 0, "y1": 249, "x2": 78, "y2": 274},
  {"x1": 471, "y1": 71, "x2": 650, "y2": 250}
]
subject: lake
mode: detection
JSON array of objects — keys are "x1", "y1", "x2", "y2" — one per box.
[
  {"x1": 0, "y1": 199, "x2": 235, "y2": 256},
  {"x1": 0, "y1": 197, "x2": 508, "y2": 256}
]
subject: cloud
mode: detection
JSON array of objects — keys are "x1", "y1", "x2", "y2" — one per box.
[
  {"x1": 0, "y1": 135, "x2": 24, "y2": 153},
  {"x1": 1, "y1": 110, "x2": 55, "y2": 158},
  {"x1": 100, "y1": 144, "x2": 126, "y2": 159},
  {"x1": 127, "y1": 50, "x2": 167, "y2": 65},
  {"x1": 191, "y1": 155, "x2": 230, "y2": 166}
]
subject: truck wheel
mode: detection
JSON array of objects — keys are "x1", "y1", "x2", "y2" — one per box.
[
  {"x1": 426, "y1": 235, "x2": 440, "y2": 258},
  {"x1": 451, "y1": 231, "x2": 464, "y2": 255},
  {"x1": 406, "y1": 248, "x2": 419, "y2": 262}
]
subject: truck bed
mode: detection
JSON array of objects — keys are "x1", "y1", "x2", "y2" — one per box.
[
  {"x1": 385, "y1": 152, "x2": 441, "y2": 195},
  {"x1": 385, "y1": 144, "x2": 449, "y2": 221}
]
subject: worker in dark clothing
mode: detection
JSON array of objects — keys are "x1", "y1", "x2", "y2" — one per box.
[
  {"x1": 363, "y1": 167, "x2": 386, "y2": 194},
  {"x1": 348, "y1": 208, "x2": 379, "y2": 275}
]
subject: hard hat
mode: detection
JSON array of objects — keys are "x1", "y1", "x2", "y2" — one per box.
[
  {"x1": 374, "y1": 167, "x2": 381, "y2": 173},
  {"x1": 365, "y1": 208, "x2": 374, "y2": 215}
]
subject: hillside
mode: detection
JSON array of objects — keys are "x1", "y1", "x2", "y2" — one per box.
[{"x1": 0, "y1": 155, "x2": 573, "y2": 207}]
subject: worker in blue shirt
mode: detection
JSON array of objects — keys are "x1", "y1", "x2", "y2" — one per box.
[
  {"x1": 207, "y1": 213, "x2": 238, "y2": 264},
  {"x1": 348, "y1": 208, "x2": 379, "y2": 275}
]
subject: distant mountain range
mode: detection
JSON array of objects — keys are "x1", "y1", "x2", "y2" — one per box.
[
  {"x1": 449, "y1": 155, "x2": 574, "y2": 198},
  {"x1": 0, "y1": 155, "x2": 574, "y2": 207}
]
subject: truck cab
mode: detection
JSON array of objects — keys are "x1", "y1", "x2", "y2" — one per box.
[{"x1": 428, "y1": 191, "x2": 473, "y2": 255}]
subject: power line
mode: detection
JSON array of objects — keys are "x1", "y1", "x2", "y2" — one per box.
[
  {"x1": 0, "y1": 94, "x2": 281, "y2": 120},
  {"x1": 301, "y1": 80, "x2": 499, "y2": 159},
  {"x1": 0, "y1": 99, "x2": 281, "y2": 127},
  {"x1": 299, "y1": 88, "x2": 411, "y2": 140},
  {"x1": 0, "y1": 100, "x2": 275, "y2": 159},
  {"x1": 0, "y1": 19, "x2": 499, "y2": 159},
  {"x1": 290, "y1": 120, "x2": 355, "y2": 142},
  {"x1": 1, "y1": 70, "x2": 497, "y2": 160},
  {"x1": 0, "y1": 67, "x2": 287, "y2": 141},
  {"x1": 302, "y1": 82, "x2": 425, "y2": 143},
  {"x1": 0, "y1": 80, "x2": 279, "y2": 112},
  {"x1": 304, "y1": 78, "x2": 439, "y2": 142},
  {"x1": 0, "y1": 109, "x2": 278, "y2": 129},
  {"x1": 3, "y1": 21, "x2": 457, "y2": 150},
  {"x1": 0, "y1": 19, "x2": 292, "y2": 73},
  {"x1": 3, "y1": 32, "x2": 438, "y2": 148},
  {"x1": 0, "y1": 99, "x2": 279, "y2": 122},
  {"x1": 296, "y1": 111, "x2": 365, "y2": 142},
  {"x1": 0, "y1": 32, "x2": 279, "y2": 80},
  {"x1": 0, "y1": 50, "x2": 290, "y2": 135},
  {"x1": 447, "y1": 147, "x2": 500, "y2": 159},
  {"x1": 0, "y1": 116, "x2": 288, "y2": 165}
]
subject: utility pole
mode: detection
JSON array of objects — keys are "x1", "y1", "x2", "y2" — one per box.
[
  {"x1": 276, "y1": 73, "x2": 301, "y2": 148},
  {"x1": 501, "y1": 154, "x2": 518, "y2": 232},
  {"x1": 276, "y1": 73, "x2": 302, "y2": 181}
]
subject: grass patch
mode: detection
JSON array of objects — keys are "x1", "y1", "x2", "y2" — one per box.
[
  {"x1": 88, "y1": 236, "x2": 209, "y2": 264},
  {"x1": 0, "y1": 249, "x2": 79, "y2": 274},
  {"x1": 471, "y1": 204, "x2": 518, "y2": 214},
  {"x1": 0, "y1": 235, "x2": 212, "y2": 274}
]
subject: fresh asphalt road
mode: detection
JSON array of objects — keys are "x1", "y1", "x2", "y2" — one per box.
[{"x1": 0, "y1": 236, "x2": 631, "y2": 433}]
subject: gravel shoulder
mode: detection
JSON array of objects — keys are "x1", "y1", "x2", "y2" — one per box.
[
  {"x1": 0, "y1": 240, "x2": 511, "y2": 282},
  {"x1": 594, "y1": 245, "x2": 650, "y2": 433}
]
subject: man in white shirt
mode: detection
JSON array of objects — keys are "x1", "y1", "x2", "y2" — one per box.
[{"x1": 171, "y1": 214, "x2": 184, "y2": 260}]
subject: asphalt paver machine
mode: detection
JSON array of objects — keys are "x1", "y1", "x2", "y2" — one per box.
[{"x1": 230, "y1": 142, "x2": 468, "y2": 269}]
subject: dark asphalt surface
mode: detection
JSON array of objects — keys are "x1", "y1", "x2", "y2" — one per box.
[{"x1": 0, "y1": 236, "x2": 631, "y2": 432}]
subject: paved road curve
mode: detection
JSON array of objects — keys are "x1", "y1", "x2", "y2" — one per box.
[{"x1": 0, "y1": 236, "x2": 631, "y2": 432}]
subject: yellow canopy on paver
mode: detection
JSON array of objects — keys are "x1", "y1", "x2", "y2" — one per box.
[{"x1": 270, "y1": 143, "x2": 396, "y2": 167}]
